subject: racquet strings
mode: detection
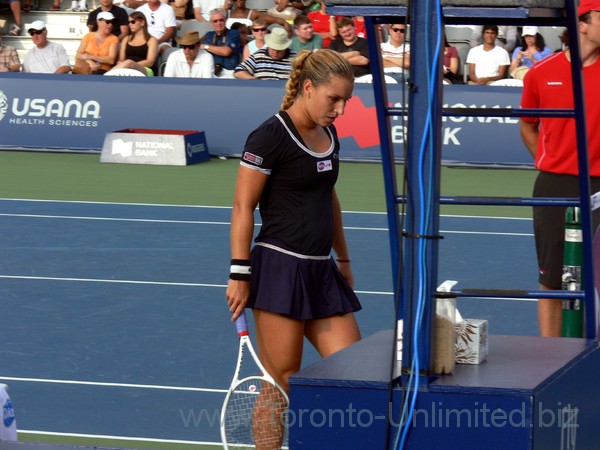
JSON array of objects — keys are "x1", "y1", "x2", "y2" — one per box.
[{"x1": 224, "y1": 378, "x2": 288, "y2": 448}]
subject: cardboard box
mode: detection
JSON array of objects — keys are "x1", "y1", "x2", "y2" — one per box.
[{"x1": 455, "y1": 319, "x2": 488, "y2": 364}]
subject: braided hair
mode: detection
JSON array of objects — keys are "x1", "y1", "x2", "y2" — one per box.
[{"x1": 280, "y1": 49, "x2": 354, "y2": 111}]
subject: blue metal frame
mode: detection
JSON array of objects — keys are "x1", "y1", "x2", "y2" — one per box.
[
  {"x1": 333, "y1": 0, "x2": 599, "y2": 357},
  {"x1": 563, "y1": 0, "x2": 597, "y2": 340},
  {"x1": 399, "y1": 0, "x2": 444, "y2": 376}
]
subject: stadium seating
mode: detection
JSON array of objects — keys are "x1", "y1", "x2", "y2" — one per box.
[{"x1": 0, "y1": 0, "x2": 89, "y2": 63}]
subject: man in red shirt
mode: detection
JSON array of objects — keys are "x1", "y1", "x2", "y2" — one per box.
[{"x1": 520, "y1": 0, "x2": 600, "y2": 336}]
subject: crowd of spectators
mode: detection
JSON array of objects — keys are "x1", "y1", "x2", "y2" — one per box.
[{"x1": 0, "y1": 0, "x2": 563, "y2": 82}]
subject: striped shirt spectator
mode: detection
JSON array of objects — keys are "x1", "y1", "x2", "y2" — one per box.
[
  {"x1": 234, "y1": 47, "x2": 296, "y2": 79},
  {"x1": 234, "y1": 28, "x2": 296, "y2": 80}
]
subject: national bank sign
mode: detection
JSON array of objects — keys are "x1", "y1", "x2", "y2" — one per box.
[
  {"x1": 101, "y1": 129, "x2": 210, "y2": 166},
  {"x1": 0, "y1": 90, "x2": 101, "y2": 127}
]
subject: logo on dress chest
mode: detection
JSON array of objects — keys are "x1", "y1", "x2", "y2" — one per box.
[{"x1": 317, "y1": 160, "x2": 333, "y2": 172}]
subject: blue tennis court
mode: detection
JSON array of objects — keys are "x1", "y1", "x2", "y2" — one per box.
[{"x1": 0, "y1": 198, "x2": 539, "y2": 447}]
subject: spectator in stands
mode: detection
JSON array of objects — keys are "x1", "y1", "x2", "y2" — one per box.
[
  {"x1": 225, "y1": 0, "x2": 292, "y2": 37},
  {"x1": 193, "y1": 0, "x2": 223, "y2": 22},
  {"x1": 23, "y1": 0, "x2": 59, "y2": 10},
  {"x1": 75, "y1": 11, "x2": 119, "y2": 74},
  {"x1": 380, "y1": 22, "x2": 409, "y2": 83},
  {"x1": 87, "y1": 0, "x2": 130, "y2": 41},
  {"x1": 234, "y1": 26, "x2": 295, "y2": 79},
  {"x1": 242, "y1": 17, "x2": 268, "y2": 60},
  {"x1": 329, "y1": 16, "x2": 370, "y2": 79},
  {"x1": 22, "y1": 21, "x2": 70, "y2": 74},
  {"x1": 136, "y1": 0, "x2": 177, "y2": 54},
  {"x1": 70, "y1": 0, "x2": 89, "y2": 12},
  {"x1": 225, "y1": 0, "x2": 252, "y2": 29},
  {"x1": 308, "y1": 0, "x2": 337, "y2": 48},
  {"x1": 164, "y1": 30, "x2": 214, "y2": 77},
  {"x1": 110, "y1": 11, "x2": 158, "y2": 75},
  {"x1": 6, "y1": 0, "x2": 23, "y2": 36},
  {"x1": 466, "y1": 25, "x2": 510, "y2": 85},
  {"x1": 202, "y1": 8, "x2": 242, "y2": 78},
  {"x1": 470, "y1": 25, "x2": 517, "y2": 53},
  {"x1": 510, "y1": 26, "x2": 552, "y2": 80},
  {"x1": 559, "y1": 28, "x2": 569, "y2": 50},
  {"x1": 291, "y1": 15, "x2": 323, "y2": 51},
  {"x1": 443, "y1": 35, "x2": 461, "y2": 84},
  {"x1": 267, "y1": 0, "x2": 303, "y2": 22},
  {"x1": 230, "y1": 22, "x2": 251, "y2": 48},
  {"x1": 0, "y1": 34, "x2": 20, "y2": 72},
  {"x1": 353, "y1": 15, "x2": 366, "y2": 39},
  {"x1": 169, "y1": 0, "x2": 194, "y2": 26}
]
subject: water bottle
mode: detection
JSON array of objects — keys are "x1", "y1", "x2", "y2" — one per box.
[{"x1": 1, "y1": 384, "x2": 17, "y2": 442}]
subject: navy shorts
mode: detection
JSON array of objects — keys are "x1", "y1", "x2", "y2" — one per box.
[
  {"x1": 247, "y1": 243, "x2": 362, "y2": 321},
  {"x1": 533, "y1": 171, "x2": 600, "y2": 288}
]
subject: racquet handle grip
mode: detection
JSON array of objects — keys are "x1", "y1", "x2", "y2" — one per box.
[{"x1": 235, "y1": 310, "x2": 249, "y2": 336}]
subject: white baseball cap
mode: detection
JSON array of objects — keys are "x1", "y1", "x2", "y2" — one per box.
[
  {"x1": 522, "y1": 26, "x2": 539, "y2": 36},
  {"x1": 97, "y1": 11, "x2": 116, "y2": 21},
  {"x1": 27, "y1": 20, "x2": 46, "y2": 32}
]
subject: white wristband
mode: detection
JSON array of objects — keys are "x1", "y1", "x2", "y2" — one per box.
[{"x1": 230, "y1": 264, "x2": 252, "y2": 275}]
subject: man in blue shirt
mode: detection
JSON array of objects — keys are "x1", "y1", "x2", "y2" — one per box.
[{"x1": 202, "y1": 8, "x2": 242, "y2": 78}]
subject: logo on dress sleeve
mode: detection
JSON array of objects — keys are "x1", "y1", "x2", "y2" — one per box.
[
  {"x1": 243, "y1": 152, "x2": 264, "y2": 166},
  {"x1": 317, "y1": 160, "x2": 333, "y2": 172}
]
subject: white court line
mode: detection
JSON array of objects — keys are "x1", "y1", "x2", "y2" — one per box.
[
  {"x1": 0, "y1": 213, "x2": 230, "y2": 226},
  {"x1": 343, "y1": 210, "x2": 532, "y2": 221},
  {"x1": 0, "y1": 275, "x2": 535, "y2": 302},
  {"x1": 19, "y1": 430, "x2": 220, "y2": 447},
  {"x1": 0, "y1": 197, "x2": 233, "y2": 210},
  {"x1": 0, "y1": 376, "x2": 226, "y2": 394},
  {"x1": 0, "y1": 197, "x2": 532, "y2": 221},
  {"x1": 0, "y1": 274, "x2": 392, "y2": 297},
  {"x1": 0, "y1": 213, "x2": 533, "y2": 236},
  {"x1": 0, "y1": 275, "x2": 226, "y2": 288},
  {"x1": 343, "y1": 226, "x2": 533, "y2": 236}
]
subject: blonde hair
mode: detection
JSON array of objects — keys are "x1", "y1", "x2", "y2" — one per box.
[
  {"x1": 252, "y1": 17, "x2": 267, "y2": 28},
  {"x1": 280, "y1": 50, "x2": 354, "y2": 111}
]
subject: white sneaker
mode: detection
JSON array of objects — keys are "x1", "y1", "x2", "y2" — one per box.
[
  {"x1": 69, "y1": 0, "x2": 78, "y2": 10},
  {"x1": 78, "y1": 0, "x2": 88, "y2": 10},
  {"x1": 8, "y1": 25, "x2": 21, "y2": 36}
]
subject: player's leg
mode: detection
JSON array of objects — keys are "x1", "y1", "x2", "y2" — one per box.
[
  {"x1": 253, "y1": 309, "x2": 305, "y2": 391},
  {"x1": 305, "y1": 312, "x2": 361, "y2": 358},
  {"x1": 252, "y1": 309, "x2": 304, "y2": 450},
  {"x1": 533, "y1": 172, "x2": 569, "y2": 337},
  {"x1": 538, "y1": 285, "x2": 562, "y2": 337}
]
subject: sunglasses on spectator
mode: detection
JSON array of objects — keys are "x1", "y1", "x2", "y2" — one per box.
[
  {"x1": 252, "y1": 27, "x2": 267, "y2": 32},
  {"x1": 29, "y1": 29, "x2": 45, "y2": 35},
  {"x1": 181, "y1": 44, "x2": 197, "y2": 49},
  {"x1": 390, "y1": 28, "x2": 405, "y2": 33},
  {"x1": 100, "y1": 19, "x2": 116, "y2": 25},
  {"x1": 129, "y1": 19, "x2": 141, "y2": 24},
  {"x1": 212, "y1": 18, "x2": 225, "y2": 23}
]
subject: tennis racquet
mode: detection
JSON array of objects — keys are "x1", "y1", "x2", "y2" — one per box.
[{"x1": 220, "y1": 310, "x2": 289, "y2": 450}]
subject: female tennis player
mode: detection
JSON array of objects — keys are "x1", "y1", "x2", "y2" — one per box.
[{"x1": 225, "y1": 49, "x2": 362, "y2": 448}]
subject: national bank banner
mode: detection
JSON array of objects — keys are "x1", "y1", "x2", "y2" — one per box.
[{"x1": 0, "y1": 73, "x2": 531, "y2": 167}]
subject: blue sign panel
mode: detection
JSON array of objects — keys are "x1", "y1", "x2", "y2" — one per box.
[{"x1": 0, "y1": 74, "x2": 531, "y2": 167}]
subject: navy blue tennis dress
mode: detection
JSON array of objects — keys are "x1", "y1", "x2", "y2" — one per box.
[{"x1": 240, "y1": 111, "x2": 362, "y2": 320}]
